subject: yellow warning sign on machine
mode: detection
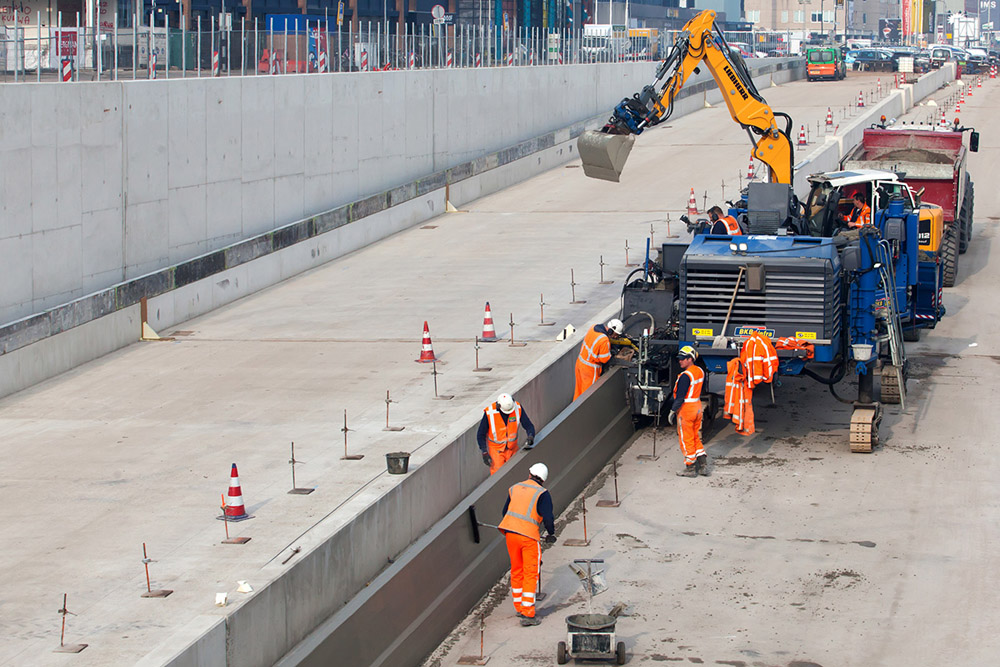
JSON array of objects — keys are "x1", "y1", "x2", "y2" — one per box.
[
  {"x1": 692, "y1": 328, "x2": 714, "y2": 337},
  {"x1": 795, "y1": 331, "x2": 817, "y2": 339}
]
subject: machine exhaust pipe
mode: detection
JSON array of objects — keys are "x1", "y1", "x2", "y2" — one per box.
[{"x1": 577, "y1": 130, "x2": 636, "y2": 182}]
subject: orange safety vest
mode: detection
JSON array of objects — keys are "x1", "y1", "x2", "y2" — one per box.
[
  {"x1": 673, "y1": 364, "x2": 705, "y2": 403},
  {"x1": 740, "y1": 333, "x2": 778, "y2": 389},
  {"x1": 578, "y1": 327, "x2": 612, "y2": 378},
  {"x1": 484, "y1": 401, "x2": 522, "y2": 451},
  {"x1": 724, "y1": 358, "x2": 754, "y2": 435},
  {"x1": 498, "y1": 479, "x2": 545, "y2": 541},
  {"x1": 773, "y1": 337, "x2": 815, "y2": 360},
  {"x1": 721, "y1": 215, "x2": 742, "y2": 235},
  {"x1": 846, "y1": 203, "x2": 872, "y2": 228}
]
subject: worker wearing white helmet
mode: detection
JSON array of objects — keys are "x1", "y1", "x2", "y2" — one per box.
[
  {"x1": 573, "y1": 318, "x2": 625, "y2": 400},
  {"x1": 669, "y1": 345, "x2": 709, "y2": 477},
  {"x1": 478, "y1": 393, "x2": 536, "y2": 475},
  {"x1": 498, "y1": 462, "x2": 556, "y2": 626}
]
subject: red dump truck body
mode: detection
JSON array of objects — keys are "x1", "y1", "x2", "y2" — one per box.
[{"x1": 842, "y1": 128, "x2": 967, "y2": 222}]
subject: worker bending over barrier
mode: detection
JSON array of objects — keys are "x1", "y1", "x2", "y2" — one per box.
[
  {"x1": 574, "y1": 319, "x2": 624, "y2": 400},
  {"x1": 499, "y1": 462, "x2": 556, "y2": 626},
  {"x1": 478, "y1": 393, "x2": 536, "y2": 475},
  {"x1": 668, "y1": 346, "x2": 709, "y2": 477}
]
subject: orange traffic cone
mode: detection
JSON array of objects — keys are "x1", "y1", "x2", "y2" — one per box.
[
  {"x1": 686, "y1": 188, "x2": 698, "y2": 215},
  {"x1": 825, "y1": 107, "x2": 833, "y2": 126},
  {"x1": 481, "y1": 302, "x2": 497, "y2": 341},
  {"x1": 416, "y1": 321, "x2": 437, "y2": 362},
  {"x1": 977, "y1": 76, "x2": 982, "y2": 88},
  {"x1": 939, "y1": 108, "x2": 947, "y2": 128},
  {"x1": 746, "y1": 156, "x2": 755, "y2": 181},
  {"x1": 797, "y1": 125, "x2": 807, "y2": 146},
  {"x1": 222, "y1": 463, "x2": 251, "y2": 521},
  {"x1": 857, "y1": 90, "x2": 865, "y2": 108}
]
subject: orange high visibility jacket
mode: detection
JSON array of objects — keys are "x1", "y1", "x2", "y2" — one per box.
[
  {"x1": 721, "y1": 215, "x2": 742, "y2": 235},
  {"x1": 740, "y1": 333, "x2": 778, "y2": 389},
  {"x1": 484, "y1": 401, "x2": 522, "y2": 451},
  {"x1": 724, "y1": 358, "x2": 754, "y2": 435},
  {"x1": 845, "y1": 203, "x2": 872, "y2": 228},
  {"x1": 498, "y1": 479, "x2": 546, "y2": 541},
  {"x1": 673, "y1": 365, "x2": 705, "y2": 405},
  {"x1": 773, "y1": 337, "x2": 815, "y2": 360},
  {"x1": 578, "y1": 326, "x2": 612, "y2": 379}
]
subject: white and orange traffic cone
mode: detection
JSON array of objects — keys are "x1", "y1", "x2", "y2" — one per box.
[
  {"x1": 876, "y1": 77, "x2": 881, "y2": 95},
  {"x1": 825, "y1": 107, "x2": 833, "y2": 126},
  {"x1": 222, "y1": 463, "x2": 251, "y2": 521},
  {"x1": 857, "y1": 90, "x2": 865, "y2": 108},
  {"x1": 977, "y1": 76, "x2": 982, "y2": 88},
  {"x1": 481, "y1": 302, "x2": 498, "y2": 341},
  {"x1": 797, "y1": 125, "x2": 807, "y2": 146},
  {"x1": 686, "y1": 188, "x2": 698, "y2": 215},
  {"x1": 940, "y1": 108, "x2": 947, "y2": 128},
  {"x1": 416, "y1": 321, "x2": 437, "y2": 362},
  {"x1": 746, "y1": 156, "x2": 755, "y2": 181}
]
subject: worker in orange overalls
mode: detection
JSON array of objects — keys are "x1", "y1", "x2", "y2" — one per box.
[
  {"x1": 844, "y1": 193, "x2": 872, "y2": 228},
  {"x1": 708, "y1": 206, "x2": 743, "y2": 235},
  {"x1": 573, "y1": 319, "x2": 623, "y2": 400},
  {"x1": 498, "y1": 463, "x2": 556, "y2": 626},
  {"x1": 477, "y1": 393, "x2": 536, "y2": 475},
  {"x1": 668, "y1": 345, "x2": 709, "y2": 477}
]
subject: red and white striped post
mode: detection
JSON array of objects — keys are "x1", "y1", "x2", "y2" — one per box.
[
  {"x1": 148, "y1": 53, "x2": 156, "y2": 79},
  {"x1": 446, "y1": 50, "x2": 453, "y2": 67},
  {"x1": 360, "y1": 48, "x2": 368, "y2": 71},
  {"x1": 408, "y1": 51, "x2": 415, "y2": 69},
  {"x1": 318, "y1": 49, "x2": 327, "y2": 72},
  {"x1": 271, "y1": 54, "x2": 279, "y2": 74},
  {"x1": 61, "y1": 58, "x2": 72, "y2": 82},
  {"x1": 506, "y1": 51, "x2": 513, "y2": 66},
  {"x1": 475, "y1": 52, "x2": 481, "y2": 67},
  {"x1": 212, "y1": 50, "x2": 220, "y2": 76}
]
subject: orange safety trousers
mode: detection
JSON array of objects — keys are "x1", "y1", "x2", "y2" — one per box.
[
  {"x1": 573, "y1": 358, "x2": 600, "y2": 400},
  {"x1": 505, "y1": 531, "x2": 541, "y2": 618},
  {"x1": 488, "y1": 445, "x2": 517, "y2": 475},
  {"x1": 676, "y1": 402, "x2": 705, "y2": 466}
]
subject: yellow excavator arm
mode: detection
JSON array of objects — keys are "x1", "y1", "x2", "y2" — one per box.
[{"x1": 578, "y1": 10, "x2": 794, "y2": 184}]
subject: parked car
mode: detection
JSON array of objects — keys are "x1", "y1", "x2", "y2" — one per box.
[
  {"x1": 965, "y1": 47, "x2": 990, "y2": 71},
  {"x1": 929, "y1": 44, "x2": 968, "y2": 69},
  {"x1": 844, "y1": 49, "x2": 859, "y2": 66},
  {"x1": 852, "y1": 48, "x2": 896, "y2": 71}
]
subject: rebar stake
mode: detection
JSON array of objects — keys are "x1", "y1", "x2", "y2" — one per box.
[
  {"x1": 720, "y1": 179, "x2": 726, "y2": 204},
  {"x1": 288, "y1": 441, "x2": 315, "y2": 494},
  {"x1": 665, "y1": 212, "x2": 678, "y2": 238},
  {"x1": 341, "y1": 409, "x2": 364, "y2": 459},
  {"x1": 624, "y1": 239, "x2": 637, "y2": 267},
  {"x1": 538, "y1": 293, "x2": 555, "y2": 325},
  {"x1": 384, "y1": 390, "x2": 405, "y2": 430},
  {"x1": 598, "y1": 256, "x2": 613, "y2": 285},
  {"x1": 508, "y1": 313, "x2": 527, "y2": 347},
  {"x1": 638, "y1": 415, "x2": 661, "y2": 461},
  {"x1": 221, "y1": 494, "x2": 251, "y2": 544},
  {"x1": 473, "y1": 337, "x2": 492, "y2": 372},
  {"x1": 649, "y1": 222, "x2": 656, "y2": 248},
  {"x1": 596, "y1": 460, "x2": 621, "y2": 508},
  {"x1": 140, "y1": 543, "x2": 173, "y2": 598},
  {"x1": 702, "y1": 190, "x2": 708, "y2": 213},
  {"x1": 457, "y1": 613, "x2": 490, "y2": 665},
  {"x1": 564, "y1": 495, "x2": 590, "y2": 547},
  {"x1": 432, "y1": 360, "x2": 455, "y2": 399},
  {"x1": 53, "y1": 594, "x2": 87, "y2": 653},
  {"x1": 569, "y1": 270, "x2": 587, "y2": 304}
]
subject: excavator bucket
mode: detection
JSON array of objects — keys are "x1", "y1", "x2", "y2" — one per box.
[{"x1": 577, "y1": 131, "x2": 636, "y2": 182}]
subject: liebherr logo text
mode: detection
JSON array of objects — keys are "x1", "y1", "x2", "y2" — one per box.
[{"x1": 723, "y1": 65, "x2": 749, "y2": 100}]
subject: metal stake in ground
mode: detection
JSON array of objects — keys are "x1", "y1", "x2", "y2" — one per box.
[
  {"x1": 508, "y1": 313, "x2": 527, "y2": 347},
  {"x1": 665, "y1": 212, "x2": 678, "y2": 238},
  {"x1": 598, "y1": 256, "x2": 614, "y2": 285},
  {"x1": 596, "y1": 460, "x2": 621, "y2": 508},
  {"x1": 220, "y1": 494, "x2": 251, "y2": 544},
  {"x1": 649, "y1": 222, "x2": 656, "y2": 248},
  {"x1": 569, "y1": 270, "x2": 587, "y2": 305},
  {"x1": 457, "y1": 613, "x2": 490, "y2": 665},
  {"x1": 432, "y1": 360, "x2": 455, "y2": 399},
  {"x1": 473, "y1": 337, "x2": 492, "y2": 372},
  {"x1": 564, "y1": 495, "x2": 590, "y2": 547},
  {"x1": 638, "y1": 415, "x2": 661, "y2": 461},
  {"x1": 288, "y1": 441, "x2": 315, "y2": 494},
  {"x1": 341, "y1": 410, "x2": 364, "y2": 459},
  {"x1": 140, "y1": 543, "x2": 173, "y2": 598},
  {"x1": 624, "y1": 240, "x2": 637, "y2": 267},
  {"x1": 384, "y1": 390, "x2": 405, "y2": 430},
  {"x1": 538, "y1": 293, "x2": 555, "y2": 325},
  {"x1": 53, "y1": 594, "x2": 87, "y2": 653}
]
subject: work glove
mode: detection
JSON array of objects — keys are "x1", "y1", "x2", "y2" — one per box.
[
  {"x1": 482, "y1": 452, "x2": 491, "y2": 467},
  {"x1": 524, "y1": 436, "x2": 535, "y2": 449},
  {"x1": 667, "y1": 410, "x2": 676, "y2": 426},
  {"x1": 544, "y1": 534, "x2": 557, "y2": 544}
]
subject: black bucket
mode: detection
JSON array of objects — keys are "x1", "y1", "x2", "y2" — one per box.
[{"x1": 386, "y1": 452, "x2": 410, "y2": 474}]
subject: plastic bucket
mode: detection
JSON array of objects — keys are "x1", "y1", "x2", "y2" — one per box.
[
  {"x1": 385, "y1": 452, "x2": 410, "y2": 474},
  {"x1": 851, "y1": 343, "x2": 873, "y2": 361}
]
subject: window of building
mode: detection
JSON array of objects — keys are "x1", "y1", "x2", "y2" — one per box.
[
  {"x1": 781, "y1": 10, "x2": 788, "y2": 22},
  {"x1": 823, "y1": 9, "x2": 834, "y2": 21},
  {"x1": 794, "y1": 10, "x2": 804, "y2": 22},
  {"x1": 811, "y1": 11, "x2": 822, "y2": 21},
  {"x1": 746, "y1": 9, "x2": 760, "y2": 22},
  {"x1": 862, "y1": 12, "x2": 867, "y2": 23}
]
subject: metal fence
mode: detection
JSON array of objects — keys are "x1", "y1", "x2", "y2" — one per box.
[{"x1": 0, "y1": 15, "x2": 794, "y2": 83}]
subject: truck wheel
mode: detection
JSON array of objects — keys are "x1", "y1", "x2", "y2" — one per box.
[
  {"x1": 903, "y1": 327, "x2": 921, "y2": 342},
  {"x1": 959, "y1": 179, "x2": 974, "y2": 254},
  {"x1": 942, "y1": 223, "x2": 959, "y2": 287}
]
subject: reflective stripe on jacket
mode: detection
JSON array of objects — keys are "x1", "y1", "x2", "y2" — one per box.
[
  {"x1": 721, "y1": 215, "x2": 742, "y2": 235},
  {"x1": 578, "y1": 326, "x2": 612, "y2": 372},
  {"x1": 498, "y1": 479, "x2": 545, "y2": 541},
  {"x1": 740, "y1": 333, "x2": 778, "y2": 388},
  {"x1": 485, "y1": 401, "x2": 522, "y2": 450},
  {"x1": 674, "y1": 365, "x2": 705, "y2": 403},
  {"x1": 846, "y1": 203, "x2": 872, "y2": 228}
]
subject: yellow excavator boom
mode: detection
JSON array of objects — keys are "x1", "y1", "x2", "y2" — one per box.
[{"x1": 578, "y1": 10, "x2": 794, "y2": 184}]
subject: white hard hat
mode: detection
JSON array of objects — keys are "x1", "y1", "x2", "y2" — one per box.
[
  {"x1": 607, "y1": 318, "x2": 624, "y2": 335},
  {"x1": 529, "y1": 462, "x2": 549, "y2": 483},
  {"x1": 498, "y1": 393, "x2": 515, "y2": 414}
]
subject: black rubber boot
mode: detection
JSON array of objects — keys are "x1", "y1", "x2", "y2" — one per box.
[
  {"x1": 676, "y1": 465, "x2": 698, "y2": 478},
  {"x1": 696, "y1": 455, "x2": 710, "y2": 477},
  {"x1": 520, "y1": 616, "x2": 541, "y2": 626}
]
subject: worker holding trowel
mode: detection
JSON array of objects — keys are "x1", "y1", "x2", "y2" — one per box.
[
  {"x1": 668, "y1": 346, "x2": 709, "y2": 477},
  {"x1": 499, "y1": 462, "x2": 556, "y2": 626},
  {"x1": 574, "y1": 319, "x2": 625, "y2": 400},
  {"x1": 478, "y1": 393, "x2": 536, "y2": 475}
]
